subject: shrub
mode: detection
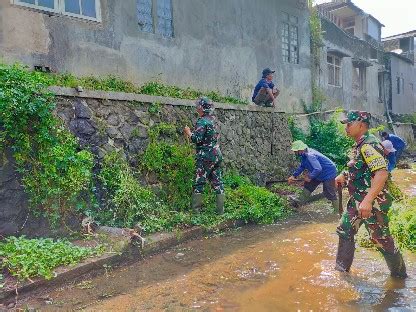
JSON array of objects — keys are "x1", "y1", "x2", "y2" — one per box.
[
  {"x1": 0, "y1": 63, "x2": 93, "y2": 225},
  {"x1": 140, "y1": 123, "x2": 195, "y2": 211},
  {"x1": 96, "y1": 151, "x2": 169, "y2": 232},
  {"x1": 389, "y1": 197, "x2": 416, "y2": 253}
]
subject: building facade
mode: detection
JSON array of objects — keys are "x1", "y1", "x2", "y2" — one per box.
[
  {"x1": 316, "y1": 0, "x2": 387, "y2": 118},
  {"x1": 383, "y1": 31, "x2": 416, "y2": 115},
  {"x1": 0, "y1": 0, "x2": 312, "y2": 112}
]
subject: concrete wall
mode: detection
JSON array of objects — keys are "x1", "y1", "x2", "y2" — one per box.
[
  {"x1": 0, "y1": 0, "x2": 312, "y2": 113},
  {"x1": 393, "y1": 123, "x2": 415, "y2": 146},
  {"x1": 317, "y1": 18, "x2": 385, "y2": 118},
  {"x1": 388, "y1": 54, "x2": 416, "y2": 115},
  {"x1": 0, "y1": 88, "x2": 296, "y2": 236}
]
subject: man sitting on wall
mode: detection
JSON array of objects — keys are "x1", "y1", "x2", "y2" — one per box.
[
  {"x1": 288, "y1": 140, "x2": 339, "y2": 212},
  {"x1": 252, "y1": 68, "x2": 280, "y2": 107},
  {"x1": 381, "y1": 132, "x2": 407, "y2": 161}
]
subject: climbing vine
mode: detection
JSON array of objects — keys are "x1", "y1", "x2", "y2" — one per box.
[
  {"x1": 0, "y1": 64, "x2": 93, "y2": 225},
  {"x1": 308, "y1": 0, "x2": 326, "y2": 110}
]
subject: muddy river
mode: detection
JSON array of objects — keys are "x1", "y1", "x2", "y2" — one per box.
[{"x1": 23, "y1": 169, "x2": 416, "y2": 311}]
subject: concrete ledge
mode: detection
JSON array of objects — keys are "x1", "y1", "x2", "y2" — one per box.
[
  {"x1": 48, "y1": 86, "x2": 286, "y2": 113},
  {"x1": 0, "y1": 219, "x2": 246, "y2": 304}
]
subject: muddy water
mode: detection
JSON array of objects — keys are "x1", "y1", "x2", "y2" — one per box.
[
  {"x1": 392, "y1": 167, "x2": 416, "y2": 196},
  {"x1": 24, "y1": 171, "x2": 416, "y2": 311}
]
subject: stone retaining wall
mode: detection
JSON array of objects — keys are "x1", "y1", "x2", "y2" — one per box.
[{"x1": 0, "y1": 87, "x2": 295, "y2": 236}]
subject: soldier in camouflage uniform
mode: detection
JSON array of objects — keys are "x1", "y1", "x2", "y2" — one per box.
[
  {"x1": 184, "y1": 97, "x2": 225, "y2": 214},
  {"x1": 334, "y1": 111, "x2": 407, "y2": 278}
]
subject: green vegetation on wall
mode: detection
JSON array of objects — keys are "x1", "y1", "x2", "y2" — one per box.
[
  {"x1": 36, "y1": 70, "x2": 247, "y2": 105},
  {"x1": 0, "y1": 64, "x2": 94, "y2": 225},
  {"x1": 288, "y1": 113, "x2": 354, "y2": 170}
]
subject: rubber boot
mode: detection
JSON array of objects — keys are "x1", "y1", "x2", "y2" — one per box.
[
  {"x1": 216, "y1": 193, "x2": 225, "y2": 215},
  {"x1": 191, "y1": 193, "x2": 203, "y2": 213},
  {"x1": 335, "y1": 237, "x2": 355, "y2": 272},
  {"x1": 383, "y1": 251, "x2": 408, "y2": 278}
]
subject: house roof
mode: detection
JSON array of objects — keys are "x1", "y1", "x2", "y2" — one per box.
[
  {"x1": 382, "y1": 30, "x2": 416, "y2": 41},
  {"x1": 386, "y1": 52, "x2": 414, "y2": 64},
  {"x1": 317, "y1": 1, "x2": 384, "y2": 27}
]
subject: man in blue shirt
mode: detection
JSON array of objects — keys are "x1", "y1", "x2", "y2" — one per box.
[
  {"x1": 288, "y1": 140, "x2": 338, "y2": 212},
  {"x1": 381, "y1": 132, "x2": 407, "y2": 161},
  {"x1": 381, "y1": 140, "x2": 397, "y2": 172},
  {"x1": 252, "y1": 68, "x2": 280, "y2": 107}
]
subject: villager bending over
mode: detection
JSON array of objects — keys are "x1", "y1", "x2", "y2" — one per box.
[
  {"x1": 381, "y1": 132, "x2": 407, "y2": 162},
  {"x1": 184, "y1": 97, "x2": 225, "y2": 214},
  {"x1": 381, "y1": 140, "x2": 397, "y2": 172},
  {"x1": 288, "y1": 140, "x2": 339, "y2": 212}
]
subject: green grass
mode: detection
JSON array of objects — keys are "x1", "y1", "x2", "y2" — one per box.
[{"x1": 34, "y1": 70, "x2": 247, "y2": 105}]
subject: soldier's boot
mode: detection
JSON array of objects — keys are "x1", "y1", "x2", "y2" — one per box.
[
  {"x1": 335, "y1": 237, "x2": 355, "y2": 272},
  {"x1": 383, "y1": 251, "x2": 408, "y2": 278},
  {"x1": 216, "y1": 193, "x2": 225, "y2": 215},
  {"x1": 191, "y1": 193, "x2": 203, "y2": 213},
  {"x1": 331, "y1": 199, "x2": 340, "y2": 214}
]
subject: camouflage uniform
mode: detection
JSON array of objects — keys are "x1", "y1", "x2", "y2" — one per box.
[
  {"x1": 190, "y1": 98, "x2": 224, "y2": 195},
  {"x1": 335, "y1": 111, "x2": 406, "y2": 278}
]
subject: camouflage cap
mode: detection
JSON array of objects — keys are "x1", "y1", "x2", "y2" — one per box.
[
  {"x1": 340, "y1": 110, "x2": 371, "y2": 124},
  {"x1": 196, "y1": 97, "x2": 214, "y2": 113}
]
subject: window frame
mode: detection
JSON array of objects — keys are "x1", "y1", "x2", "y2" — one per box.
[
  {"x1": 327, "y1": 54, "x2": 342, "y2": 87},
  {"x1": 282, "y1": 12, "x2": 299, "y2": 65},
  {"x1": 12, "y1": 0, "x2": 59, "y2": 14},
  {"x1": 11, "y1": 0, "x2": 102, "y2": 22},
  {"x1": 137, "y1": 0, "x2": 174, "y2": 38}
]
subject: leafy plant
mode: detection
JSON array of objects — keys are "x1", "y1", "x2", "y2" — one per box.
[
  {"x1": 140, "y1": 123, "x2": 195, "y2": 211},
  {"x1": 288, "y1": 113, "x2": 354, "y2": 171},
  {"x1": 96, "y1": 151, "x2": 169, "y2": 232},
  {"x1": 0, "y1": 236, "x2": 101, "y2": 281},
  {"x1": 389, "y1": 197, "x2": 416, "y2": 253},
  {"x1": 0, "y1": 63, "x2": 94, "y2": 225}
]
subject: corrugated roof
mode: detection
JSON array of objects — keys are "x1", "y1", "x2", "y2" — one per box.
[
  {"x1": 382, "y1": 30, "x2": 416, "y2": 41},
  {"x1": 316, "y1": 1, "x2": 384, "y2": 27}
]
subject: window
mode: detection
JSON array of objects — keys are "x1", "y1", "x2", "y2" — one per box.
[
  {"x1": 396, "y1": 77, "x2": 404, "y2": 94},
  {"x1": 13, "y1": 0, "x2": 58, "y2": 12},
  {"x1": 137, "y1": 0, "x2": 173, "y2": 38},
  {"x1": 12, "y1": 0, "x2": 101, "y2": 21},
  {"x1": 327, "y1": 55, "x2": 342, "y2": 86},
  {"x1": 282, "y1": 13, "x2": 299, "y2": 64},
  {"x1": 358, "y1": 67, "x2": 366, "y2": 91},
  {"x1": 343, "y1": 17, "x2": 355, "y2": 36}
]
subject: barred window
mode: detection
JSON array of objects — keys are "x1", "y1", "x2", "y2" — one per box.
[
  {"x1": 137, "y1": 0, "x2": 173, "y2": 37},
  {"x1": 327, "y1": 55, "x2": 342, "y2": 87},
  {"x1": 282, "y1": 13, "x2": 299, "y2": 64}
]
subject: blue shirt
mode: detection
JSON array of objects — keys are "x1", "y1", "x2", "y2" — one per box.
[
  {"x1": 252, "y1": 78, "x2": 275, "y2": 101},
  {"x1": 386, "y1": 152, "x2": 397, "y2": 172},
  {"x1": 293, "y1": 148, "x2": 337, "y2": 181},
  {"x1": 387, "y1": 134, "x2": 407, "y2": 152}
]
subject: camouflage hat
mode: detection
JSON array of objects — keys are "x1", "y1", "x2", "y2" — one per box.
[
  {"x1": 340, "y1": 110, "x2": 371, "y2": 124},
  {"x1": 291, "y1": 140, "x2": 308, "y2": 151},
  {"x1": 196, "y1": 97, "x2": 214, "y2": 113}
]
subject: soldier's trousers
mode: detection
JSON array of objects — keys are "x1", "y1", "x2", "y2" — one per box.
[
  {"x1": 336, "y1": 197, "x2": 398, "y2": 255},
  {"x1": 193, "y1": 156, "x2": 224, "y2": 194}
]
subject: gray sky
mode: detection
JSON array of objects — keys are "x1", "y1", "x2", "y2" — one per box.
[{"x1": 315, "y1": 0, "x2": 416, "y2": 37}]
